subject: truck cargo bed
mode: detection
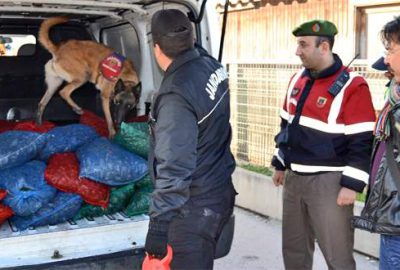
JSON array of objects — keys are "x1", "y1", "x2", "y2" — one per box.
[{"x1": 0, "y1": 213, "x2": 148, "y2": 268}]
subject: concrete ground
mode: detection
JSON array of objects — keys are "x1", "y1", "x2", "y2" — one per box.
[{"x1": 215, "y1": 207, "x2": 379, "y2": 270}]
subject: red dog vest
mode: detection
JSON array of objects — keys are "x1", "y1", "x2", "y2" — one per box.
[{"x1": 100, "y1": 52, "x2": 125, "y2": 82}]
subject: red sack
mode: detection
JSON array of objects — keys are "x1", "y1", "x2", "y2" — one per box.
[
  {"x1": 80, "y1": 110, "x2": 109, "y2": 137},
  {"x1": 0, "y1": 204, "x2": 13, "y2": 225},
  {"x1": 45, "y1": 153, "x2": 110, "y2": 208},
  {"x1": 79, "y1": 179, "x2": 110, "y2": 208},
  {"x1": 14, "y1": 120, "x2": 56, "y2": 133},
  {"x1": 126, "y1": 115, "x2": 148, "y2": 123},
  {"x1": 0, "y1": 120, "x2": 16, "y2": 133},
  {"x1": 0, "y1": 189, "x2": 7, "y2": 200},
  {"x1": 45, "y1": 153, "x2": 80, "y2": 192}
]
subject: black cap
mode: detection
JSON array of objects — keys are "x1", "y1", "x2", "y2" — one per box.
[
  {"x1": 371, "y1": 57, "x2": 387, "y2": 71},
  {"x1": 151, "y1": 9, "x2": 193, "y2": 41}
]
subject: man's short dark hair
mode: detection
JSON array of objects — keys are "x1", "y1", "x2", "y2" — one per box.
[
  {"x1": 381, "y1": 16, "x2": 400, "y2": 47},
  {"x1": 151, "y1": 9, "x2": 194, "y2": 58},
  {"x1": 316, "y1": 36, "x2": 335, "y2": 50}
]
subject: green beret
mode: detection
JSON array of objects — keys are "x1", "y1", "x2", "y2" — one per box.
[{"x1": 292, "y1": 20, "x2": 338, "y2": 37}]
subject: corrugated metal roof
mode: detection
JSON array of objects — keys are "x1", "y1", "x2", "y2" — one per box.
[
  {"x1": 215, "y1": 0, "x2": 262, "y2": 11},
  {"x1": 216, "y1": 0, "x2": 260, "y2": 4}
]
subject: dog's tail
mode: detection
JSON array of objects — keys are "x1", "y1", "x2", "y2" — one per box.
[{"x1": 39, "y1": 17, "x2": 69, "y2": 54}]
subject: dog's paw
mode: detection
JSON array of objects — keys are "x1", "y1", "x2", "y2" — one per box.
[
  {"x1": 108, "y1": 128, "x2": 116, "y2": 139},
  {"x1": 35, "y1": 113, "x2": 43, "y2": 126},
  {"x1": 73, "y1": 107, "x2": 84, "y2": 115}
]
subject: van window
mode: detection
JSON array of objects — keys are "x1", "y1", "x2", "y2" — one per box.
[
  {"x1": 100, "y1": 23, "x2": 141, "y2": 71},
  {"x1": 0, "y1": 34, "x2": 36, "y2": 56}
]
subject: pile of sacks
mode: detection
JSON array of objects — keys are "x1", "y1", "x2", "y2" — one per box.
[{"x1": 0, "y1": 111, "x2": 153, "y2": 231}]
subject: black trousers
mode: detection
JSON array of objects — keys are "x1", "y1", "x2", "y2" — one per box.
[{"x1": 168, "y1": 186, "x2": 235, "y2": 270}]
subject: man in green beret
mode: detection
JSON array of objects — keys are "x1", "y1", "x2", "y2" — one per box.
[{"x1": 271, "y1": 19, "x2": 376, "y2": 270}]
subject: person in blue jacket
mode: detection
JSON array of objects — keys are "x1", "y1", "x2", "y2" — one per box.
[{"x1": 144, "y1": 9, "x2": 237, "y2": 269}]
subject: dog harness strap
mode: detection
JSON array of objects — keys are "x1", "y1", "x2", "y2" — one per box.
[{"x1": 100, "y1": 52, "x2": 125, "y2": 82}]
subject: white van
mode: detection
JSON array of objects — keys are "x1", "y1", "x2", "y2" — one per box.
[{"x1": 0, "y1": 1, "x2": 230, "y2": 269}]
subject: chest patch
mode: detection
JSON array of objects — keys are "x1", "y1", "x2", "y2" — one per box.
[
  {"x1": 100, "y1": 52, "x2": 125, "y2": 82},
  {"x1": 291, "y1": 87, "x2": 300, "y2": 97},
  {"x1": 316, "y1": 96, "x2": 328, "y2": 108}
]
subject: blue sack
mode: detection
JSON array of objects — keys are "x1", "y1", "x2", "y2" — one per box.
[
  {"x1": 38, "y1": 124, "x2": 98, "y2": 161},
  {"x1": 11, "y1": 192, "x2": 82, "y2": 231},
  {"x1": 0, "y1": 161, "x2": 57, "y2": 216},
  {"x1": 0, "y1": 131, "x2": 48, "y2": 170},
  {"x1": 76, "y1": 137, "x2": 148, "y2": 186}
]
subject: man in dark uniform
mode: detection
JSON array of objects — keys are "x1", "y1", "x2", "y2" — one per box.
[
  {"x1": 271, "y1": 20, "x2": 376, "y2": 270},
  {"x1": 144, "y1": 9, "x2": 236, "y2": 269}
]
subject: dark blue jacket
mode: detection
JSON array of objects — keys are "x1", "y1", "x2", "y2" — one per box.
[
  {"x1": 271, "y1": 55, "x2": 376, "y2": 192},
  {"x1": 148, "y1": 48, "x2": 235, "y2": 221}
]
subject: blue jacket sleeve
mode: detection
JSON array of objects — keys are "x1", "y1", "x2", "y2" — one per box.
[
  {"x1": 271, "y1": 118, "x2": 287, "y2": 171},
  {"x1": 340, "y1": 83, "x2": 376, "y2": 192},
  {"x1": 149, "y1": 93, "x2": 198, "y2": 221}
]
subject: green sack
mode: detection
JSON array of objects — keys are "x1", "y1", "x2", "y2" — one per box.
[
  {"x1": 125, "y1": 175, "x2": 154, "y2": 217},
  {"x1": 113, "y1": 122, "x2": 149, "y2": 158},
  {"x1": 74, "y1": 183, "x2": 135, "y2": 220},
  {"x1": 128, "y1": 122, "x2": 149, "y2": 133},
  {"x1": 135, "y1": 174, "x2": 154, "y2": 192},
  {"x1": 125, "y1": 190, "x2": 151, "y2": 217}
]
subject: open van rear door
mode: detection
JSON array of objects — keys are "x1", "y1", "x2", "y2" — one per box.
[{"x1": 189, "y1": 0, "x2": 229, "y2": 62}]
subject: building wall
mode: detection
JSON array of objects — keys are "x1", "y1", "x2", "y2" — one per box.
[
  {"x1": 218, "y1": 0, "x2": 400, "y2": 64},
  {"x1": 220, "y1": 0, "x2": 350, "y2": 62}
]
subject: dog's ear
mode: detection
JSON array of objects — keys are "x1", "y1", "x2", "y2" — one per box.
[{"x1": 115, "y1": 79, "x2": 125, "y2": 94}]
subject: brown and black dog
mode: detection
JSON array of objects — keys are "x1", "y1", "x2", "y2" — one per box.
[{"x1": 36, "y1": 17, "x2": 141, "y2": 137}]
